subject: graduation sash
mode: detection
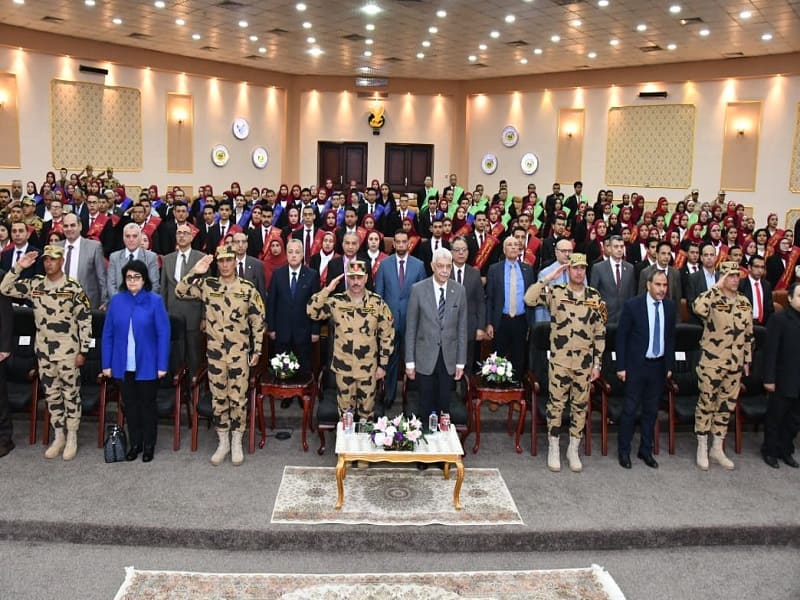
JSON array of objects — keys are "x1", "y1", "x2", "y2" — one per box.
[
  {"x1": 85, "y1": 214, "x2": 108, "y2": 241},
  {"x1": 714, "y1": 244, "x2": 729, "y2": 269},
  {"x1": 764, "y1": 230, "x2": 785, "y2": 259},
  {"x1": 472, "y1": 232, "x2": 500, "y2": 270},
  {"x1": 775, "y1": 246, "x2": 800, "y2": 291},
  {"x1": 141, "y1": 216, "x2": 162, "y2": 243},
  {"x1": 673, "y1": 249, "x2": 688, "y2": 270},
  {"x1": 523, "y1": 235, "x2": 542, "y2": 266},
  {"x1": 453, "y1": 223, "x2": 473, "y2": 238},
  {"x1": 259, "y1": 228, "x2": 284, "y2": 262},
  {"x1": 407, "y1": 235, "x2": 421, "y2": 255},
  {"x1": 311, "y1": 230, "x2": 327, "y2": 256},
  {"x1": 419, "y1": 187, "x2": 438, "y2": 212},
  {"x1": 236, "y1": 210, "x2": 252, "y2": 230}
]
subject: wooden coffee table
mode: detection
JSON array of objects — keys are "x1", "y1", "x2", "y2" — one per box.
[
  {"x1": 253, "y1": 371, "x2": 315, "y2": 451},
  {"x1": 333, "y1": 423, "x2": 465, "y2": 510}
]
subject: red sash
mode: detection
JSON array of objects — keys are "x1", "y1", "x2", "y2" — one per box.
[
  {"x1": 764, "y1": 230, "x2": 785, "y2": 259},
  {"x1": 141, "y1": 216, "x2": 162, "y2": 243},
  {"x1": 453, "y1": 223, "x2": 473, "y2": 238},
  {"x1": 673, "y1": 249, "x2": 688, "y2": 270},
  {"x1": 49, "y1": 220, "x2": 65, "y2": 236},
  {"x1": 318, "y1": 253, "x2": 338, "y2": 286},
  {"x1": 311, "y1": 230, "x2": 327, "y2": 256},
  {"x1": 218, "y1": 224, "x2": 242, "y2": 247},
  {"x1": 775, "y1": 246, "x2": 800, "y2": 291},
  {"x1": 407, "y1": 236, "x2": 421, "y2": 255},
  {"x1": 522, "y1": 235, "x2": 542, "y2": 266},
  {"x1": 85, "y1": 214, "x2": 108, "y2": 241},
  {"x1": 258, "y1": 228, "x2": 284, "y2": 262},
  {"x1": 371, "y1": 254, "x2": 387, "y2": 279},
  {"x1": 473, "y1": 234, "x2": 500, "y2": 270},
  {"x1": 357, "y1": 226, "x2": 368, "y2": 247},
  {"x1": 489, "y1": 222, "x2": 505, "y2": 238},
  {"x1": 714, "y1": 244, "x2": 729, "y2": 269}
]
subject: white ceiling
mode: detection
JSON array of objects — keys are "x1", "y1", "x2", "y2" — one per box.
[{"x1": 4, "y1": 0, "x2": 800, "y2": 80}]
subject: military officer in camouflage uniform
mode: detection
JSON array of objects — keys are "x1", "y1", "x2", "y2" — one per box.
[
  {"x1": 0, "y1": 245, "x2": 91, "y2": 460},
  {"x1": 175, "y1": 245, "x2": 265, "y2": 466},
  {"x1": 692, "y1": 261, "x2": 753, "y2": 471},
  {"x1": 307, "y1": 260, "x2": 394, "y2": 421},
  {"x1": 524, "y1": 253, "x2": 607, "y2": 473}
]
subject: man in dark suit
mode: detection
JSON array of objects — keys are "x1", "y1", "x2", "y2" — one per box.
[
  {"x1": 687, "y1": 242, "x2": 719, "y2": 324},
  {"x1": 0, "y1": 222, "x2": 41, "y2": 279},
  {"x1": 679, "y1": 242, "x2": 701, "y2": 299},
  {"x1": 157, "y1": 201, "x2": 192, "y2": 256},
  {"x1": 450, "y1": 236, "x2": 486, "y2": 372},
  {"x1": 375, "y1": 230, "x2": 426, "y2": 410},
  {"x1": 405, "y1": 246, "x2": 467, "y2": 469},
  {"x1": 247, "y1": 206, "x2": 277, "y2": 259},
  {"x1": 590, "y1": 234, "x2": 636, "y2": 325},
  {"x1": 267, "y1": 239, "x2": 320, "y2": 380},
  {"x1": 231, "y1": 232, "x2": 267, "y2": 307},
  {"x1": 616, "y1": 269, "x2": 676, "y2": 469},
  {"x1": 334, "y1": 207, "x2": 360, "y2": 254},
  {"x1": 762, "y1": 281, "x2": 800, "y2": 468},
  {"x1": 204, "y1": 201, "x2": 235, "y2": 252},
  {"x1": 638, "y1": 241, "x2": 682, "y2": 317},
  {"x1": 485, "y1": 236, "x2": 535, "y2": 378},
  {"x1": 0, "y1": 271, "x2": 14, "y2": 457},
  {"x1": 465, "y1": 211, "x2": 500, "y2": 278},
  {"x1": 415, "y1": 219, "x2": 450, "y2": 276},
  {"x1": 536, "y1": 212, "x2": 567, "y2": 272},
  {"x1": 291, "y1": 205, "x2": 320, "y2": 266},
  {"x1": 633, "y1": 237, "x2": 659, "y2": 286},
  {"x1": 739, "y1": 255, "x2": 774, "y2": 326},
  {"x1": 160, "y1": 223, "x2": 205, "y2": 374},
  {"x1": 326, "y1": 231, "x2": 372, "y2": 294}
]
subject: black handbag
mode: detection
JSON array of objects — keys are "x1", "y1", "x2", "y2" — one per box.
[{"x1": 103, "y1": 424, "x2": 128, "y2": 463}]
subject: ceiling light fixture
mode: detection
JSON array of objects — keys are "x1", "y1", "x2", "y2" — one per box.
[
  {"x1": 303, "y1": 21, "x2": 312, "y2": 29},
  {"x1": 667, "y1": 43, "x2": 677, "y2": 50},
  {"x1": 636, "y1": 24, "x2": 647, "y2": 32},
  {"x1": 588, "y1": 51, "x2": 597, "y2": 58},
  {"x1": 249, "y1": 35, "x2": 258, "y2": 41},
  {"x1": 598, "y1": 0, "x2": 609, "y2": 7},
  {"x1": 308, "y1": 47, "x2": 324, "y2": 56},
  {"x1": 699, "y1": 28, "x2": 710, "y2": 36},
  {"x1": 238, "y1": 20, "x2": 248, "y2": 28},
  {"x1": 13, "y1": 0, "x2": 24, "y2": 4},
  {"x1": 429, "y1": 26, "x2": 438, "y2": 34},
  {"x1": 364, "y1": 50, "x2": 373, "y2": 57},
  {"x1": 154, "y1": 0, "x2": 165, "y2": 8},
  {"x1": 365, "y1": 24, "x2": 375, "y2": 31},
  {"x1": 468, "y1": 55, "x2": 477, "y2": 62},
  {"x1": 437, "y1": 10, "x2": 447, "y2": 18},
  {"x1": 258, "y1": 47, "x2": 267, "y2": 53},
  {"x1": 571, "y1": 19, "x2": 582, "y2": 27},
  {"x1": 296, "y1": 2, "x2": 307, "y2": 11},
  {"x1": 175, "y1": 18, "x2": 185, "y2": 26},
  {"x1": 191, "y1": 33, "x2": 201, "y2": 40},
  {"x1": 739, "y1": 10, "x2": 752, "y2": 19},
  {"x1": 505, "y1": 15, "x2": 516, "y2": 24},
  {"x1": 550, "y1": 34, "x2": 560, "y2": 42},
  {"x1": 361, "y1": 3, "x2": 382, "y2": 16},
  {"x1": 112, "y1": 17, "x2": 122, "y2": 25},
  {"x1": 479, "y1": 43, "x2": 487, "y2": 50},
  {"x1": 365, "y1": 38, "x2": 374, "y2": 45},
  {"x1": 422, "y1": 40, "x2": 431, "y2": 47},
  {"x1": 520, "y1": 57, "x2": 528, "y2": 64},
  {"x1": 417, "y1": 52, "x2": 425, "y2": 59},
  {"x1": 306, "y1": 36, "x2": 315, "y2": 43},
  {"x1": 490, "y1": 30, "x2": 500, "y2": 39},
  {"x1": 533, "y1": 48, "x2": 543, "y2": 55},
  {"x1": 609, "y1": 38, "x2": 619, "y2": 46},
  {"x1": 761, "y1": 32, "x2": 773, "y2": 41},
  {"x1": 669, "y1": 5, "x2": 681, "y2": 14},
  {"x1": 85, "y1": 0, "x2": 96, "y2": 6}
]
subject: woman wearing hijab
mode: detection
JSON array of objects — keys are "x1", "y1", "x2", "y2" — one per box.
[
  {"x1": 262, "y1": 238, "x2": 288, "y2": 290},
  {"x1": 310, "y1": 231, "x2": 338, "y2": 286}
]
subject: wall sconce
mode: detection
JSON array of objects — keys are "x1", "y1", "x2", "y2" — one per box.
[
  {"x1": 173, "y1": 108, "x2": 188, "y2": 125},
  {"x1": 735, "y1": 119, "x2": 748, "y2": 136},
  {"x1": 0, "y1": 91, "x2": 7, "y2": 109},
  {"x1": 564, "y1": 123, "x2": 577, "y2": 138}
]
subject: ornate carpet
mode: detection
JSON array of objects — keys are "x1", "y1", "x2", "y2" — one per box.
[
  {"x1": 114, "y1": 565, "x2": 626, "y2": 599},
  {"x1": 270, "y1": 466, "x2": 523, "y2": 526}
]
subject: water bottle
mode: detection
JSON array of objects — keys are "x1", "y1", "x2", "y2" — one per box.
[
  {"x1": 428, "y1": 411, "x2": 438, "y2": 436},
  {"x1": 342, "y1": 408, "x2": 354, "y2": 435}
]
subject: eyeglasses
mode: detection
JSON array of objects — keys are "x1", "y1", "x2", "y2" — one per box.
[{"x1": 125, "y1": 274, "x2": 143, "y2": 281}]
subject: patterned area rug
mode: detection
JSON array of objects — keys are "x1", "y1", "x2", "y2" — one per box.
[
  {"x1": 271, "y1": 466, "x2": 523, "y2": 526},
  {"x1": 114, "y1": 565, "x2": 626, "y2": 600}
]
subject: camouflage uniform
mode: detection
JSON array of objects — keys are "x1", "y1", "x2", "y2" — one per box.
[
  {"x1": 175, "y1": 264, "x2": 265, "y2": 433},
  {"x1": 524, "y1": 276, "x2": 607, "y2": 438},
  {"x1": 0, "y1": 260, "x2": 92, "y2": 432},
  {"x1": 692, "y1": 282, "x2": 753, "y2": 437},
  {"x1": 307, "y1": 282, "x2": 394, "y2": 420}
]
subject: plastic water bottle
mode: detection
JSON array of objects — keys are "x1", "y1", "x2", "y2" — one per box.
[
  {"x1": 428, "y1": 411, "x2": 438, "y2": 436},
  {"x1": 343, "y1": 408, "x2": 354, "y2": 435}
]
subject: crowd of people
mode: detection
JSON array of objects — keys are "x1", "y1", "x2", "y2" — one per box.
[{"x1": 0, "y1": 168, "x2": 798, "y2": 471}]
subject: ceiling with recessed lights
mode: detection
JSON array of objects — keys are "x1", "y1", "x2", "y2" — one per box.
[{"x1": 3, "y1": 0, "x2": 800, "y2": 80}]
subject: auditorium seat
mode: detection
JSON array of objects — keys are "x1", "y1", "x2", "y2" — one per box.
[
  {"x1": 7, "y1": 306, "x2": 40, "y2": 444},
  {"x1": 734, "y1": 325, "x2": 768, "y2": 454},
  {"x1": 666, "y1": 324, "x2": 704, "y2": 454}
]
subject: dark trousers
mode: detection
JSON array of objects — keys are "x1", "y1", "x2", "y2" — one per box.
[
  {"x1": 274, "y1": 340, "x2": 312, "y2": 375},
  {"x1": 0, "y1": 360, "x2": 11, "y2": 445},
  {"x1": 763, "y1": 393, "x2": 800, "y2": 458},
  {"x1": 618, "y1": 359, "x2": 665, "y2": 456},
  {"x1": 121, "y1": 373, "x2": 159, "y2": 448},
  {"x1": 494, "y1": 314, "x2": 527, "y2": 379},
  {"x1": 417, "y1": 351, "x2": 452, "y2": 429},
  {"x1": 383, "y1": 328, "x2": 403, "y2": 410}
]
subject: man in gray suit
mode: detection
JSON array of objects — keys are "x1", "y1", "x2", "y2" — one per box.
[
  {"x1": 160, "y1": 223, "x2": 204, "y2": 374},
  {"x1": 231, "y1": 232, "x2": 267, "y2": 306},
  {"x1": 59, "y1": 213, "x2": 107, "y2": 309},
  {"x1": 590, "y1": 234, "x2": 636, "y2": 325},
  {"x1": 405, "y1": 247, "x2": 467, "y2": 461},
  {"x1": 638, "y1": 240, "x2": 682, "y2": 318},
  {"x1": 107, "y1": 223, "x2": 160, "y2": 299}
]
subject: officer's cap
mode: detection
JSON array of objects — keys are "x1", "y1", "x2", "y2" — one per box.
[
  {"x1": 215, "y1": 245, "x2": 236, "y2": 260},
  {"x1": 346, "y1": 260, "x2": 368, "y2": 277},
  {"x1": 718, "y1": 189, "x2": 726, "y2": 195},
  {"x1": 569, "y1": 253, "x2": 588, "y2": 268},
  {"x1": 691, "y1": 188, "x2": 699, "y2": 194},
  {"x1": 719, "y1": 261, "x2": 740, "y2": 277},
  {"x1": 21, "y1": 198, "x2": 35, "y2": 207},
  {"x1": 42, "y1": 245, "x2": 64, "y2": 259}
]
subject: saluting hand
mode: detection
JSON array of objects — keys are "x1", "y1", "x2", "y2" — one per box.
[
  {"x1": 193, "y1": 254, "x2": 214, "y2": 275},
  {"x1": 546, "y1": 263, "x2": 569, "y2": 283},
  {"x1": 17, "y1": 251, "x2": 39, "y2": 270},
  {"x1": 326, "y1": 273, "x2": 345, "y2": 293}
]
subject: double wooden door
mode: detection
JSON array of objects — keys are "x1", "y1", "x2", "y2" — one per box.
[
  {"x1": 384, "y1": 143, "x2": 434, "y2": 195},
  {"x1": 317, "y1": 142, "x2": 368, "y2": 189}
]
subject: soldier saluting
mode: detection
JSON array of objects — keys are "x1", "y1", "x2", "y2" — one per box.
[
  {"x1": 0, "y1": 246, "x2": 92, "y2": 460},
  {"x1": 524, "y1": 253, "x2": 607, "y2": 473}
]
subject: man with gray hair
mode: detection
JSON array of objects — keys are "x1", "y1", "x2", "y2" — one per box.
[{"x1": 107, "y1": 221, "x2": 160, "y2": 298}]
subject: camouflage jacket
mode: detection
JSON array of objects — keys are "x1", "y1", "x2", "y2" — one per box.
[{"x1": 692, "y1": 286, "x2": 753, "y2": 371}]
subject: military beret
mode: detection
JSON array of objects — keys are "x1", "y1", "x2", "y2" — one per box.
[{"x1": 42, "y1": 245, "x2": 64, "y2": 259}]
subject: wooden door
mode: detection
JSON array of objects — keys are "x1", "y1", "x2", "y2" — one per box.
[
  {"x1": 384, "y1": 143, "x2": 434, "y2": 194},
  {"x1": 317, "y1": 142, "x2": 368, "y2": 189}
]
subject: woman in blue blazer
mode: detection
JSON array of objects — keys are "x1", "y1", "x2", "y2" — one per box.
[{"x1": 102, "y1": 260, "x2": 170, "y2": 462}]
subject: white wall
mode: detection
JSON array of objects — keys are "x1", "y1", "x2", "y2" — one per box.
[
  {"x1": 467, "y1": 75, "x2": 800, "y2": 226},
  {"x1": 0, "y1": 47, "x2": 285, "y2": 193}
]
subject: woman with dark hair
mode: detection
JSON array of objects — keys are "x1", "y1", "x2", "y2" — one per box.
[{"x1": 101, "y1": 260, "x2": 170, "y2": 463}]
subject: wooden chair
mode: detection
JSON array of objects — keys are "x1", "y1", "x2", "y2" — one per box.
[
  {"x1": 734, "y1": 325, "x2": 769, "y2": 454},
  {"x1": 666, "y1": 324, "x2": 704, "y2": 454},
  {"x1": 6, "y1": 307, "x2": 39, "y2": 444}
]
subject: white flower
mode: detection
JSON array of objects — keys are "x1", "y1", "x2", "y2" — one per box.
[
  {"x1": 383, "y1": 436, "x2": 394, "y2": 447},
  {"x1": 375, "y1": 416, "x2": 389, "y2": 431},
  {"x1": 391, "y1": 415, "x2": 402, "y2": 427},
  {"x1": 384, "y1": 426, "x2": 397, "y2": 439},
  {"x1": 410, "y1": 416, "x2": 422, "y2": 430},
  {"x1": 497, "y1": 366, "x2": 505, "y2": 376},
  {"x1": 407, "y1": 429, "x2": 421, "y2": 442},
  {"x1": 373, "y1": 432, "x2": 385, "y2": 446},
  {"x1": 481, "y1": 364, "x2": 491, "y2": 375}
]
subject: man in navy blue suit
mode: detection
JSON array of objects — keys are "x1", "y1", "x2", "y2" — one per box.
[
  {"x1": 375, "y1": 230, "x2": 426, "y2": 410},
  {"x1": 267, "y1": 239, "x2": 320, "y2": 405},
  {"x1": 615, "y1": 269, "x2": 676, "y2": 469}
]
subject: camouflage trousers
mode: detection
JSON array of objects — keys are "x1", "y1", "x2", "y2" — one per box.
[
  {"x1": 695, "y1": 364, "x2": 741, "y2": 437},
  {"x1": 39, "y1": 355, "x2": 81, "y2": 432},
  {"x1": 207, "y1": 359, "x2": 249, "y2": 433},
  {"x1": 335, "y1": 372, "x2": 377, "y2": 421},
  {"x1": 547, "y1": 362, "x2": 590, "y2": 438}
]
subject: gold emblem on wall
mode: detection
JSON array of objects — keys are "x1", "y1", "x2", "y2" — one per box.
[{"x1": 368, "y1": 103, "x2": 385, "y2": 135}]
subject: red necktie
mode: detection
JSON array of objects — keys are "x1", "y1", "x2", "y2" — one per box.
[
  {"x1": 754, "y1": 281, "x2": 763, "y2": 323},
  {"x1": 398, "y1": 259, "x2": 405, "y2": 288}
]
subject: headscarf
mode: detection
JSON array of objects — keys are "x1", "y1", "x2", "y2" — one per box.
[{"x1": 262, "y1": 237, "x2": 288, "y2": 290}]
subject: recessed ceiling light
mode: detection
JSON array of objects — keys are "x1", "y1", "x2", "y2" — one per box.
[
  {"x1": 699, "y1": 28, "x2": 710, "y2": 36},
  {"x1": 192, "y1": 33, "x2": 201, "y2": 40},
  {"x1": 429, "y1": 26, "x2": 438, "y2": 34},
  {"x1": 238, "y1": 20, "x2": 248, "y2": 28},
  {"x1": 739, "y1": 10, "x2": 752, "y2": 19},
  {"x1": 296, "y1": 2, "x2": 307, "y2": 11},
  {"x1": 533, "y1": 48, "x2": 543, "y2": 55},
  {"x1": 609, "y1": 38, "x2": 619, "y2": 46},
  {"x1": 112, "y1": 17, "x2": 122, "y2": 25},
  {"x1": 636, "y1": 24, "x2": 647, "y2": 32},
  {"x1": 175, "y1": 18, "x2": 185, "y2": 26},
  {"x1": 422, "y1": 40, "x2": 431, "y2": 47},
  {"x1": 667, "y1": 43, "x2": 677, "y2": 50},
  {"x1": 468, "y1": 55, "x2": 477, "y2": 62},
  {"x1": 258, "y1": 46, "x2": 267, "y2": 53},
  {"x1": 550, "y1": 34, "x2": 560, "y2": 42},
  {"x1": 85, "y1": 0, "x2": 96, "y2": 6},
  {"x1": 13, "y1": 0, "x2": 24, "y2": 4},
  {"x1": 361, "y1": 3, "x2": 382, "y2": 16},
  {"x1": 571, "y1": 19, "x2": 582, "y2": 27},
  {"x1": 154, "y1": 0, "x2": 165, "y2": 8},
  {"x1": 306, "y1": 36, "x2": 315, "y2": 43},
  {"x1": 249, "y1": 35, "x2": 258, "y2": 41},
  {"x1": 490, "y1": 30, "x2": 500, "y2": 39},
  {"x1": 308, "y1": 47, "x2": 324, "y2": 56},
  {"x1": 505, "y1": 15, "x2": 516, "y2": 24},
  {"x1": 365, "y1": 23, "x2": 375, "y2": 31},
  {"x1": 360, "y1": 67, "x2": 370, "y2": 73},
  {"x1": 519, "y1": 57, "x2": 528, "y2": 64},
  {"x1": 598, "y1": 0, "x2": 609, "y2": 7},
  {"x1": 365, "y1": 38, "x2": 374, "y2": 45},
  {"x1": 416, "y1": 52, "x2": 425, "y2": 59},
  {"x1": 587, "y1": 51, "x2": 597, "y2": 58},
  {"x1": 364, "y1": 50, "x2": 372, "y2": 57},
  {"x1": 479, "y1": 43, "x2": 487, "y2": 50},
  {"x1": 303, "y1": 21, "x2": 312, "y2": 29},
  {"x1": 436, "y1": 9, "x2": 447, "y2": 18},
  {"x1": 669, "y1": 5, "x2": 681, "y2": 14},
  {"x1": 761, "y1": 32, "x2": 773, "y2": 41}
]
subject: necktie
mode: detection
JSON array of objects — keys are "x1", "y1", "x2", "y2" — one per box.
[
  {"x1": 128, "y1": 252, "x2": 134, "y2": 263},
  {"x1": 65, "y1": 245, "x2": 73, "y2": 276},
  {"x1": 754, "y1": 281, "x2": 763, "y2": 323},
  {"x1": 220, "y1": 225, "x2": 225, "y2": 240},
  {"x1": 398, "y1": 259, "x2": 405, "y2": 288},
  {"x1": 457, "y1": 268, "x2": 462, "y2": 285},
  {"x1": 438, "y1": 287, "x2": 445, "y2": 321},
  {"x1": 615, "y1": 262, "x2": 621, "y2": 287},
  {"x1": 435, "y1": 239, "x2": 439, "y2": 251},
  {"x1": 479, "y1": 234, "x2": 484, "y2": 248},
  {"x1": 653, "y1": 301, "x2": 661, "y2": 357},
  {"x1": 508, "y1": 264, "x2": 518, "y2": 317},
  {"x1": 290, "y1": 271, "x2": 297, "y2": 297},
  {"x1": 89, "y1": 216, "x2": 94, "y2": 229},
  {"x1": 15, "y1": 250, "x2": 21, "y2": 267},
  {"x1": 238, "y1": 261, "x2": 245, "y2": 278},
  {"x1": 177, "y1": 253, "x2": 186, "y2": 280}
]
